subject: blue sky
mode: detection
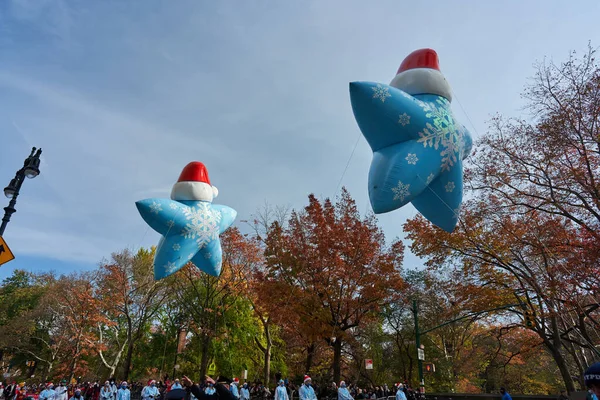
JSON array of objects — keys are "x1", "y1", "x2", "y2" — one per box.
[{"x1": 0, "y1": 0, "x2": 599, "y2": 280}]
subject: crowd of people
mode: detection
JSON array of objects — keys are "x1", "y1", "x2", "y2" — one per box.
[{"x1": 0, "y1": 375, "x2": 418, "y2": 400}]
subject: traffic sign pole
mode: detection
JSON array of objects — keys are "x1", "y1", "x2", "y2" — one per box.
[{"x1": 413, "y1": 299, "x2": 424, "y2": 395}]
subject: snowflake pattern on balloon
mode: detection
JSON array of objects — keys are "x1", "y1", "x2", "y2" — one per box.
[
  {"x1": 417, "y1": 98, "x2": 464, "y2": 172},
  {"x1": 181, "y1": 203, "x2": 222, "y2": 247},
  {"x1": 398, "y1": 113, "x2": 411, "y2": 126},
  {"x1": 172, "y1": 243, "x2": 181, "y2": 251},
  {"x1": 164, "y1": 261, "x2": 178, "y2": 275},
  {"x1": 150, "y1": 201, "x2": 162, "y2": 214},
  {"x1": 445, "y1": 181, "x2": 456, "y2": 193},
  {"x1": 169, "y1": 203, "x2": 179, "y2": 210},
  {"x1": 372, "y1": 84, "x2": 391, "y2": 103},
  {"x1": 204, "y1": 252, "x2": 212, "y2": 259},
  {"x1": 405, "y1": 153, "x2": 419, "y2": 165},
  {"x1": 426, "y1": 173, "x2": 436, "y2": 184},
  {"x1": 453, "y1": 205, "x2": 462, "y2": 217},
  {"x1": 166, "y1": 220, "x2": 175, "y2": 229},
  {"x1": 391, "y1": 180, "x2": 410, "y2": 202}
]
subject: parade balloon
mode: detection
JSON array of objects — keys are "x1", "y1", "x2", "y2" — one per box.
[
  {"x1": 349, "y1": 48, "x2": 472, "y2": 232},
  {"x1": 136, "y1": 161, "x2": 237, "y2": 279}
]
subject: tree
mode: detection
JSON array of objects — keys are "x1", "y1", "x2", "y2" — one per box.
[
  {"x1": 96, "y1": 248, "x2": 168, "y2": 380},
  {"x1": 262, "y1": 188, "x2": 404, "y2": 382},
  {"x1": 468, "y1": 45, "x2": 600, "y2": 247},
  {"x1": 245, "y1": 202, "x2": 291, "y2": 386},
  {"x1": 405, "y1": 204, "x2": 599, "y2": 393},
  {"x1": 0, "y1": 271, "x2": 61, "y2": 381},
  {"x1": 51, "y1": 273, "x2": 106, "y2": 381},
  {"x1": 169, "y1": 228, "x2": 253, "y2": 379}
]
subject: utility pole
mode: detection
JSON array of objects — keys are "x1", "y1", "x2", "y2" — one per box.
[{"x1": 412, "y1": 299, "x2": 424, "y2": 395}]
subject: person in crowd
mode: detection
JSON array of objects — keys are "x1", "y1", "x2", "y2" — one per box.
[
  {"x1": 240, "y1": 383, "x2": 249, "y2": 400},
  {"x1": 142, "y1": 381, "x2": 159, "y2": 400},
  {"x1": 0, "y1": 383, "x2": 5, "y2": 400},
  {"x1": 338, "y1": 382, "x2": 353, "y2": 400},
  {"x1": 274, "y1": 380, "x2": 288, "y2": 400},
  {"x1": 557, "y1": 391, "x2": 569, "y2": 400},
  {"x1": 500, "y1": 388, "x2": 512, "y2": 400},
  {"x1": 395, "y1": 385, "x2": 406, "y2": 400},
  {"x1": 205, "y1": 383, "x2": 216, "y2": 396},
  {"x1": 229, "y1": 379, "x2": 239, "y2": 400},
  {"x1": 40, "y1": 384, "x2": 56, "y2": 400},
  {"x1": 116, "y1": 382, "x2": 130, "y2": 400},
  {"x1": 299, "y1": 376, "x2": 316, "y2": 400},
  {"x1": 100, "y1": 383, "x2": 113, "y2": 400},
  {"x1": 356, "y1": 389, "x2": 365, "y2": 400},
  {"x1": 6, "y1": 382, "x2": 17, "y2": 400},
  {"x1": 92, "y1": 382, "x2": 100, "y2": 400},
  {"x1": 109, "y1": 382, "x2": 117, "y2": 400},
  {"x1": 56, "y1": 381, "x2": 69, "y2": 400},
  {"x1": 585, "y1": 363, "x2": 600, "y2": 400},
  {"x1": 182, "y1": 375, "x2": 235, "y2": 400},
  {"x1": 70, "y1": 389, "x2": 84, "y2": 400},
  {"x1": 171, "y1": 381, "x2": 182, "y2": 391}
]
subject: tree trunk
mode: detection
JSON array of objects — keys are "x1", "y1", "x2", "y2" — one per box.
[
  {"x1": 545, "y1": 317, "x2": 576, "y2": 394},
  {"x1": 68, "y1": 355, "x2": 77, "y2": 383},
  {"x1": 407, "y1": 350, "x2": 413, "y2": 386},
  {"x1": 332, "y1": 338, "x2": 342, "y2": 383},
  {"x1": 68, "y1": 337, "x2": 81, "y2": 382},
  {"x1": 264, "y1": 324, "x2": 272, "y2": 387},
  {"x1": 305, "y1": 343, "x2": 315, "y2": 374},
  {"x1": 199, "y1": 335, "x2": 211, "y2": 379},
  {"x1": 549, "y1": 344, "x2": 576, "y2": 394},
  {"x1": 122, "y1": 340, "x2": 135, "y2": 381}
]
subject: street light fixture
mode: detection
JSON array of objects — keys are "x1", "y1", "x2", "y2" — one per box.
[{"x1": 1, "y1": 147, "x2": 42, "y2": 236}]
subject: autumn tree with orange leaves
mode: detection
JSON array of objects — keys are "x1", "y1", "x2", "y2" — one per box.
[{"x1": 260, "y1": 189, "x2": 404, "y2": 382}]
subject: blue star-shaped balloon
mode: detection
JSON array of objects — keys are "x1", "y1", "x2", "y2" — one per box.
[
  {"x1": 349, "y1": 82, "x2": 472, "y2": 232},
  {"x1": 136, "y1": 198, "x2": 237, "y2": 279}
]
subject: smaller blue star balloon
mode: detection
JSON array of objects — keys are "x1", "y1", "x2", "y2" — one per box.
[
  {"x1": 349, "y1": 49, "x2": 472, "y2": 232},
  {"x1": 136, "y1": 162, "x2": 237, "y2": 280}
]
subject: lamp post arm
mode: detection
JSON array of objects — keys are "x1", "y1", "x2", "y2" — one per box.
[{"x1": 0, "y1": 170, "x2": 25, "y2": 236}]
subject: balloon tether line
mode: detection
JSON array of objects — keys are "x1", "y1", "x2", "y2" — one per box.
[{"x1": 335, "y1": 132, "x2": 361, "y2": 197}]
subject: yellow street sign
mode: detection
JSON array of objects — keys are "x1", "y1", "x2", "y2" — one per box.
[
  {"x1": 208, "y1": 361, "x2": 217, "y2": 376},
  {"x1": 0, "y1": 236, "x2": 15, "y2": 266}
]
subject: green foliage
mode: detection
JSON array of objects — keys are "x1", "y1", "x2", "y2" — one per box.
[{"x1": 0, "y1": 270, "x2": 47, "y2": 325}]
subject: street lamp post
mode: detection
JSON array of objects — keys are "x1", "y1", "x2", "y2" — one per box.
[{"x1": 1, "y1": 147, "x2": 42, "y2": 236}]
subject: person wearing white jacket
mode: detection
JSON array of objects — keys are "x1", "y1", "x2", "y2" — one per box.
[
  {"x1": 55, "y1": 382, "x2": 69, "y2": 400},
  {"x1": 274, "y1": 381, "x2": 289, "y2": 400},
  {"x1": 100, "y1": 382, "x2": 113, "y2": 400}
]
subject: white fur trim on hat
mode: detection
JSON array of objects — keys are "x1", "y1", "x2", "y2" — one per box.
[
  {"x1": 171, "y1": 181, "x2": 218, "y2": 202},
  {"x1": 390, "y1": 68, "x2": 452, "y2": 101}
]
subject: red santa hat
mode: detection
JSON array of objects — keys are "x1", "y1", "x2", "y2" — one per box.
[
  {"x1": 170, "y1": 162, "x2": 219, "y2": 202},
  {"x1": 148, "y1": 380, "x2": 155, "y2": 385},
  {"x1": 303, "y1": 375, "x2": 311, "y2": 383},
  {"x1": 233, "y1": 378, "x2": 239, "y2": 384},
  {"x1": 389, "y1": 48, "x2": 452, "y2": 102}
]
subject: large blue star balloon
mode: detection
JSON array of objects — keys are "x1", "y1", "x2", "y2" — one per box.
[
  {"x1": 136, "y1": 198, "x2": 236, "y2": 279},
  {"x1": 349, "y1": 51, "x2": 472, "y2": 232}
]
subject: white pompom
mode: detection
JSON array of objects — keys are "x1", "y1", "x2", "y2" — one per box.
[{"x1": 212, "y1": 186, "x2": 219, "y2": 198}]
